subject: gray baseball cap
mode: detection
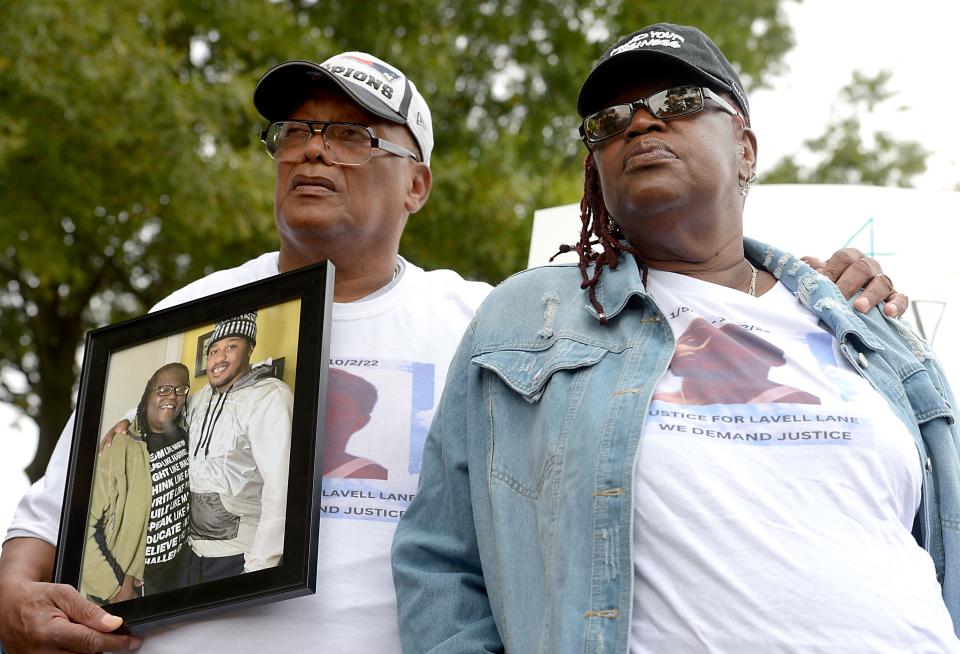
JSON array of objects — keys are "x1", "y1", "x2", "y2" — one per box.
[{"x1": 254, "y1": 52, "x2": 434, "y2": 164}]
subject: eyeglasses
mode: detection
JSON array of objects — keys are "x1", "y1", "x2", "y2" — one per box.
[
  {"x1": 154, "y1": 384, "x2": 190, "y2": 397},
  {"x1": 579, "y1": 85, "x2": 740, "y2": 146},
  {"x1": 261, "y1": 121, "x2": 420, "y2": 165}
]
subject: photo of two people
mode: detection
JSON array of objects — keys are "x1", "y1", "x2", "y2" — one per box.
[{"x1": 79, "y1": 305, "x2": 298, "y2": 604}]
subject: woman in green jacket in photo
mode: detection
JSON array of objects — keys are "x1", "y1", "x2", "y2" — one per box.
[{"x1": 80, "y1": 362, "x2": 191, "y2": 603}]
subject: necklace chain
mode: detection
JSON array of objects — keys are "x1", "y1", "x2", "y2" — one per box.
[{"x1": 747, "y1": 260, "x2": 758, "y2": 297}]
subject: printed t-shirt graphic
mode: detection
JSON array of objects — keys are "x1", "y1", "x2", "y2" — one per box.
[
  {"x1": 627, "y1": 269, "x2": 960, "y2": 652},
  {"x1": 320, "y1": 359, "x2": 434, "y2": 522},
  {"x1": 644, "y1": 269, "x2": 879, "y2": 446},
  {"x1": 144, "y1": 438, "x2": 190, "y2": 566},
  {"x1": 653, "y1": 317, "x2": 820, "y2": 406},
  {"x1": 324, "y1": 369, "x2": 387, "y2": 480}
]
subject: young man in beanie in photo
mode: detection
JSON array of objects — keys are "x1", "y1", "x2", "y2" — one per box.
[
  {"x1": 0, "y1": 45, "x2": 909, "y2": 653},
  {"x1": 185, "y1": 312, "x2": 293, "y2": 583}
]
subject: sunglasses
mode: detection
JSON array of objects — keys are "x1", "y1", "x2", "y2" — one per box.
[
  {"x1": 579, "y1": 85, "x2": 740, "y2": 146},
  {"x1": 154, "y1": 384, "x2": 190, "y2": 397}
]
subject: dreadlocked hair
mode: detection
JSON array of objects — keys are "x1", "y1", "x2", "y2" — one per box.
[{"x1": 551, "y1": 153, "x2": 647, "y2": 324}]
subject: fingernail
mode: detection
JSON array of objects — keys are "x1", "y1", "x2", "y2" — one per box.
[
  {"x1": 101, "y1": 613, "x2": 123, "y2": 630},
  {"x1": 854, "y1": 298, "x2": 868, "y2": 312},
  {"x1": 129, "y1": 636, "x2": 143, "y2": 650}
]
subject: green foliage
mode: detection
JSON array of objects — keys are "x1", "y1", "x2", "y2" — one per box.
[
  {"x1": 316, "y1": 0, "x2": 796, "y2": 279},
  {"x1": 0, "y1": 0, "x2": 312, "y2": 477},
  {"x1": 0, "y1": 0, "x2": 795, "y2": 479},
  {"x1": 761, "y1": 70, "x2": 929, "y2": 187}
]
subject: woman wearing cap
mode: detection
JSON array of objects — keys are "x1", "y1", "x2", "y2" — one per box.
[{"x1": 393, "y1": 22, "x2": 960, "y2": 653}]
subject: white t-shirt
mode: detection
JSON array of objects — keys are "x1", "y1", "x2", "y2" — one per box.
[
  {"x1": 5, "y1": 252, "x2": 491, "y2": 653},
  {"x1": 630, "y1": 269, "x2": 959, "y2": 653}
]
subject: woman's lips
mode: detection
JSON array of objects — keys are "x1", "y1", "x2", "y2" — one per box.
[{"x1": 624, "y1": 140, "x2": 677, "y2": 169}]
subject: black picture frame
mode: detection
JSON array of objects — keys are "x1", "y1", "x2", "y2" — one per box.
[{"x1": 53, "y1": 261, "x2": 334, "y2": 632}]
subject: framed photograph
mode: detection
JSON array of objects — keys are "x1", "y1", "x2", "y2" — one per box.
[
  {"x1": 53, "y1": 261, "x2": 334, "y2": 632},
  {"x1": 193, "y1": 331, "x2": 214, "y2": 377}
]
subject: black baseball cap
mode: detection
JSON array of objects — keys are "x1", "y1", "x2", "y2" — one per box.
[{"x1": 577, "y1": 23, "x2": 750, "y2": 122}]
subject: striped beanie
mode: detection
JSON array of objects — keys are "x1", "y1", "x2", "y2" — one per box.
[{"x1": 208, "y1": 311, "x2": 257, "y2": 353}]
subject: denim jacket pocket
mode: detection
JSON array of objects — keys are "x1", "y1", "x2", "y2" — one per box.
[
  {"x1": 474, "y1": 338, "x2": 609, "y2": 498},
  {"x1": 474, "y1": 338, "x2": 609, "y2": 402}
]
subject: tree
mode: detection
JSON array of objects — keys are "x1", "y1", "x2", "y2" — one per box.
[
  {"x1": 761, "y1": 70, "x2": 928, "y2": 187},
  {"x1": 0, "y1": 0, "x2": 314, "y2": 479},
  {"x1": 1, "y1": 0, "x2": 796, "y2": 480}
]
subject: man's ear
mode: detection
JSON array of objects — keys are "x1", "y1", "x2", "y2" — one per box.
[
  {"x1": 404, "y1": 162, "x2": 432, "y2": 214},
  {"x1": 739, "y1": 126, "x2": 758, "y2": 181}
]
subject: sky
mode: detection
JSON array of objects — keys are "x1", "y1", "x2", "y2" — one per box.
[
  {"x1": 2, "y1": 0, "x2": 960, "y2": 538},
  {"x1": 750, "y1": 0, "x2": 960, "y2": 191}
]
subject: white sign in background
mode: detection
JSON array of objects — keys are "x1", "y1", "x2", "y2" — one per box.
[{"x1": 528, "y1": 184, "x2": 960, "y2": 391}]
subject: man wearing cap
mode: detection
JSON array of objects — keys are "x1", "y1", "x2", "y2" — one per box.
[
  {"x1": 185, "y1": 312, "x2": 293, "y2": 582},
  {"x1": 0, "y1": 51, "x2": 490, "y2": 654},
  {"x1": 392, "y1": 22, "x2": 960, "y2": 653},
  {"x1": 0, "y1": 44, "x2": 911, "y2": 654}
]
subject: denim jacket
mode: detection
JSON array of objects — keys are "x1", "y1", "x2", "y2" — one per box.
[{"x1": 392, "y1": 239, "x2": 960, "y2": 654}]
